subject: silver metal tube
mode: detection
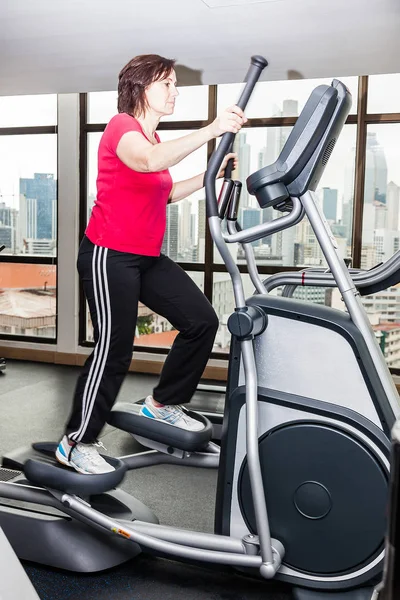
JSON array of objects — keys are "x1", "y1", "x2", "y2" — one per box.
[
  {"x1": 227, "y1": 220, "x2": 267, "y2": 294},
  {"x1": 209, "y1": 216, "x2": 245, "y2": 308},
  {"x1": 61, "y1": 494, "x2": 266, "y2": 569},
  {"x1": 282, "y1": 284, "x2": 298, "y2": 298},
  {"x1": 264, "y1": 248, "x2": 399, "y2": 293},
  {"x1": 121, "y1": 450, "x2": 219, "y2": 470},
  {"x1": 301, "y1": 190, "x2": 400, "y2": 418},
  {"x1": 196, "y1": 383, "x2": 226, "y2": 394},
  {"x1": 0, "y1": 481, "x2": 63, "y2": 510},
  {"x1": 223, "y1": 197, "x2": 303, "y2": 244},
  {"x1": 129, "y1": 520, "x2": 246, "y2": 553},
  {"x1": 241, "y1": 339, "x2": 274, "y2": 566}
]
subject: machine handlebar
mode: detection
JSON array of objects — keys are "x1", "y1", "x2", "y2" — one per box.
[{"x1": 204, "y1": 56, "x2": 268, "y2": 218}]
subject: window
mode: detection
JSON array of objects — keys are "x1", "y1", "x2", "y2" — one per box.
[
  {"x1": 0, "y1": 95, "x2": 57, "y2": 128},
  {"x1": 360, "y1": 123, "x2": 400, "y2": 367},
  {"x1": 83, "y1": 87, "x2": 209, "y2": 345},
  {"x1": 0, "y1": 135, "x2": 57, "y2": 257},
  {"x1": 87, "y1": 132, "x2": 102, "y2": 220},
  {"x1": 0, "y1": 263, "x2": 56, "y2": 340},
  {"x1": 213, "y1": 273, "x2": 263, "y2": 353},
  {"x1": 217, "y1": 76, "x2": 358, "y2": 118},
  {"x1": 81, "y1": 75, "x2": 400, "y2": 371},
  {"x1": 157, "y1": 130, "x2": 208, "y2": 263},
  {"x1": 87, "y1": 85, "x2": 209, "y2": 124},
  {"x1": 0, "y1": 95, "x2": 57, "y2": 343},
  {"x1": 214, "y1": 125, "x2": 357, "y2": 268},
  {"x1": 361, "y1": 124, "x2": 400, "y2": 270},
  {"x1": 367, "y1": 74, "x2": 400, "y2": 114},
  {"x1": 87, "y1": 92, "x2": 119, "y2": 125}
]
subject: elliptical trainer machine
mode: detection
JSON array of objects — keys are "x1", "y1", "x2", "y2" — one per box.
[
  {"x1": 0, "y1": 57, "x2": 397, "y2": 600},
  {"x1": 205, "y1": 57, "x2": 399, "y2": 597}
]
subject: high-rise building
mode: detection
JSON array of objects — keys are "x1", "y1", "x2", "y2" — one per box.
[
  {"x1": 261, "y1": 206, "x2": 273, "y2": 246},
  {"x1": 161, "y1": 204, "x2": 179, "y2": 261},
  {"x1": 386, "y1": 181, "x2": 400, "y2": 231},
  {"x1": 179, "y1": 198, "x2": 192, "y2": 256},
  {"x1": 240, "y1": 207, "x2": 261, "y2": 247},
  {"x1": 196, "y1": 198, "x2": 206, "y2": 262},
  {"x1": 340, "y1": 201, "x2": 353, "y2": 248},
  {"x1": 364, "y1": 132, "x2": 387, "y2": 205},
  {"x1": 322, "y1": 187, "x2": 338, "y2": 221},
  {"x1": 374, "y1": 229, "x2": 400, "y2": 264},
  {"x1": 190, "y1": 213, "x2": 196, "y2": 246},
  {"x1": 0, "y1": 226, "x2": 12, "y2": 250},
  {"x1": 232, "y1": 133, "x2": 251, "y2": 208},
  {"x1": 295, "y1": 218, "x2": 324, "y2": 266},
  {"x1": 361, "y1": 286, "x2": 400, "y2": 323},
  {"x1": 0, "y1": 203, "x2": 18, "y2": 252},
  {"x1": 19, "y1": 173, "x2": 57, "y2": 242},
  {"x1": 0, "y1": 203, "x2": 13, "y2": 228},
  {"x1": 374, "y1": 203, "x2": 387, "y2": 230},
  {"x1": 258, "y1": 117, "x2": 296, "y2": 264}
]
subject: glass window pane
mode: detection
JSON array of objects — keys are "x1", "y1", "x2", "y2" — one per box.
[
  {"x1": 214, "y1": 125, "x2": 356, "y2": 268},
  {"x1": 0, "y1": 134, "x2": 57, "y2": 257},
  {"x1": 0, "y1": 95, "x2": 57, "y2": 128},
  {"x1": 213, "y1": 272, "x2": 253, "y2": 353},
  {"x1": 363, "y1": 288, "x2": 400, "y2": 369},
  {"x1": 85, "y1": 272, "x2": 204, "y2": 347},
  {"x1": 87, "y1": 132, "x2": 102, "y2": 221},
  {"x1": 162, "y1": 86, "x2": 209, "y2": 122},
  {"x1": 157, "y1": 130, "x2": 208, "y2": 262},
  {"x1": 360, "y1": 123, "x2": 400, "y2": 369},
  {"x1": 367, "y1": 74, "x2": 400, "y2": 114},
  {"x1": 0, "y1": 263, "x2": 56, "y2": 338},
  {"x1": 312, "y1": 125, "x2": 357, "y2": 264},
  {"x1": 361, "y1": 124, "x2": 400, "y2": 269},
  {"x1": 88, "y1": 92, "x2": 118, "y2": 124},
  {"x1": 217, "y1": 76, "x2": 358, "y2": 118},
  {"x1": 213, "y1": 273, "x2": 281, "y2": 353},
  {"x1": 88, "y1": 86, "x2": 208, "y2": 124}
]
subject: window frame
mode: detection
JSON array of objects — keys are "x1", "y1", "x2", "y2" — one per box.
[{"x1": 79, "y1": 77, "x2": 400, "y2": 370}]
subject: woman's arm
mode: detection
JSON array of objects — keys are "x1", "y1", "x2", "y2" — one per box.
[
  {"x1": 116, "y1": 107, "x2": 246, "y2": 173},
  {"x1": 169, "y1": 153, "x2": 238, "y2": 203},
  {"x1": 169, "y1": 174, "x2": 205, "y2": 203}
]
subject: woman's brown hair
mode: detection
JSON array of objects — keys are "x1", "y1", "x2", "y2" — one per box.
[{"x1": 118, "y1": 54, "x2": 176, "y2": 116}]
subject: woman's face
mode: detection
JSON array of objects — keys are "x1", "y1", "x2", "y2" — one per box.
[{"x1": 144, "y1": 69, "x2": 179, "y2": 117}]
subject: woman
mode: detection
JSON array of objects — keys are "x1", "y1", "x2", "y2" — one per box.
[{"x1": 56, "y1": 54, "x2": 247, "y2": 475}]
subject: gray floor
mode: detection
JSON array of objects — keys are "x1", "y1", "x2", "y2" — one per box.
[{"x1": 0, "y1": 359, "x2": 292, "y2": 600}]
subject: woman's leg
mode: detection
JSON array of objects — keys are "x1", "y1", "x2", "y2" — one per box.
[
  {"x1": 65, "y1": 238, "x2": 142, "y2": 444},
  {"x1": 140, "y1": 254, "x2": 219, "y2": 406}
]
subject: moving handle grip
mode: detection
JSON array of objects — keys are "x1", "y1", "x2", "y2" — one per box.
[{"x1": 204, "y1": 56, "x2": 268, "y2": 218}]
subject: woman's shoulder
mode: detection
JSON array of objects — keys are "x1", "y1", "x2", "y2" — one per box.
[
  {"x1": 107, "y1": 112, "x2": 140, "y2": 129},
  {"x1": 103, "y1": 113, "x2": 143, "y2": 147}
]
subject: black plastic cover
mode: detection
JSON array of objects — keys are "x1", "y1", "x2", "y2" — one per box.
[
  {"x1": 247, "y1": 80, "x2": 351, "y2": 208},
  {"x1": 247, "y1": 84, "x2": 338, "y2": 207},
  {"x1": 24, "y1": 455, "x2": 126, "y2": 495},
  {"x1": 108, "y1": 402, "x2": 213, "y2": 452}
]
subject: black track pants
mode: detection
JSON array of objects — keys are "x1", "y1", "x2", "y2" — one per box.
[{"x1": 66, "y1": 237, "x2": 219, "y2": 444}]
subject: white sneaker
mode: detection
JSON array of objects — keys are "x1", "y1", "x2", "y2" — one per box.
[
  {"x1": 139, "y1": 396, "x2": 204, "y2": 432},
  {"x1": 55, "y1": 435, "x2": 115, "y2": 475}
]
